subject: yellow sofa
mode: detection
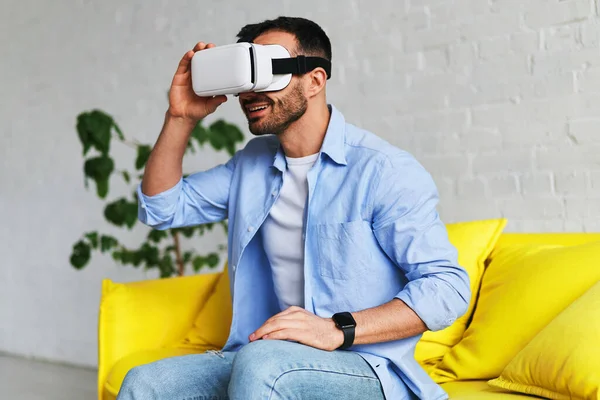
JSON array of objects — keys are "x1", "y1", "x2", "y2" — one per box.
[{"x1": 98, "y1": 233, "x2": 600, "y2": 400}]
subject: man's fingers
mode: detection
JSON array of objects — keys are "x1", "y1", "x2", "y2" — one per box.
[
  {"x1": 263, "y1": 329, "x2": 305, "y2": 342},
  {"x1": 278, "y1": 306, "x2": 306, "y2": 317},
  {"x1": 262, "y1": 306, "x2": 306, "y2": 326},
  {"x1": 193, "y1": 41, "x2": 207, "y2": 52},
  {"x1": 193, "y1": 41, "x2": 215, "y2": 51},
  {"x1": 204, "y1": 95, "x2": 228, "y2": 113},
  {"x1": 175, "y1": 50, "x2": 194, "y2": 75},
  {"x1": 175, "y1": 42, "x2": 214, "y2": 77},
  {"x1": 174, "y1": 41, "x2": 216, "y2": 79},
  {"x1": 252, "y1": 319, "x2": 304, "y2": 340},
  {"x1": 263, "y1": 309, "x2": 291, "y2": 325}
]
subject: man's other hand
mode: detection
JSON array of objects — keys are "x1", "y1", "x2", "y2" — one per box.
[{"x1": 249, "y1": 306, "x2": 345, "y2": 351}]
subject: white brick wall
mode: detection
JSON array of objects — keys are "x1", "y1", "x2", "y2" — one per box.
[
  {"x1": 2, "y1": 0, "x2": 600, "y2": 368},
  {"x1": 346, "y1": 0, "x2": 600, "y2": 233}
]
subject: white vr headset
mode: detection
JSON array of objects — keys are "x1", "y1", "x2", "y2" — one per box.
[{"x1": 191, "y1": 42, "x2": 332, "y2": 97}]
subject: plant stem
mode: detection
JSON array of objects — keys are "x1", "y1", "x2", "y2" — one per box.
[
  {"x1": 119, "y1": 139, "x2": 144, "y2": 149},
  {"x1": 173, "y1": 231, "x2": 184, "y2": 276}
]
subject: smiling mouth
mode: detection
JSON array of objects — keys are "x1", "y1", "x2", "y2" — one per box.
[
  {"x1": 248, "y1": 104, "x2": 269, "y2": 112},
  {"x1": 245, "y1": 103, "x2": 271, "y2": 119}
]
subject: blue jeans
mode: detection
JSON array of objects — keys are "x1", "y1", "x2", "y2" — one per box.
[{"x1": 117, "y1": 340, "x2": 387, "y2": 400}]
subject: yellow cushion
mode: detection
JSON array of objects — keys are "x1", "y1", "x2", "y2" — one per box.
[
  {"x1": 488, "y1": 281, "x2": 600, "y2": 400},
  {"x1": 415, "y1": 219, "x2": 507, "y2": 370},
  {"x1": 178, "y1": 269, "x2": 233, "y2": 349},
  {"x1": 432, "y1": 241, "x2": 600, "y2": 382},
  {"x1": 440, "y1": 380, "x2": 542, "y2": 399},
  {"x1": 104, "y1": 346, "x2": 214, "y2": 397},
  {"x1": 98, "y1": 273, "x2": 220, "y2": 400},
  {"x1": 496, "y1": 233, "x2": 600, "y2": 248}
]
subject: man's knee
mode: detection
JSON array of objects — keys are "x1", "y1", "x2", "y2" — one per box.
[
  {"x1": 117, "y1": 364, "x2": 162, "y2": 399},
  {"x1": 232, "y1": 339, "x2": 307, "y2": 375},
  {"x1": 229, "y1": 340, "x2": 296, "y2": 396}
]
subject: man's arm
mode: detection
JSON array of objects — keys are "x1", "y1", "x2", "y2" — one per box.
[
  {"x1": 137, "y1": 113, "x2": 239, "y2": 230},
  {"x1": 141, "y1": 112, "x2": 198, "y2": 197},
  {"x1": 370, "y1": 153, "x2": 471, "y2": 334},
  {"x1": 143, "y1": 41, "x2": 227, "y2": 196},
  {"x1": 249, "y1": 299, "x2": 424, "y2": 351},
  {"x1": 138, "y1": 41, "x2": 233, "y2": 230},
  {"x1": 351, "y1": 298, "x2": 426, "y2": 345}
]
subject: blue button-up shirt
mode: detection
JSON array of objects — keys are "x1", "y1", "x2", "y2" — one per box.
[{"x1": 137, "y1": 105, "x2": 470, "y2": 400}]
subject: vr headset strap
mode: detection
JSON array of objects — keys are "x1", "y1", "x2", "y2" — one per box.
[{"x1": 272, "y1": 56, "x2": 332, "y2": 79}]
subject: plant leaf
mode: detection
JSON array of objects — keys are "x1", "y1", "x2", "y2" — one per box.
[
  {"x1": 139, "y1": 243, "x2": 160, "y2": 268},
  {"x1": 100, "y1": 235, "x2": 119, "y2": 252},
  {"x1": 85, "y1": 232, "x2": 99, "y2": 249},
  {"x1": 183, "y1": 251, "x2": 193, "y2": 265},
  {"x1": 182, "y1": 226, "x2": 196, "y2": 238},
  {"x1": 83, "y1": 156, "x2": 114, "y2": 180},
  {"x1": 96, "y1": 179, "x2": 109, "y2": 198},
  {"x1": 186, "y1": 140, "x2": 196, "y2": 154},
  {"x1": 83, "y1": 156, "x2": 114, "y2": 198},
  {"x1": 206, "y1": 253, "x2": 219, "y2": 268},
  {"x1": 208, "y1": 119, "x2": 244, "y2": 156},
  {"x1": 76, "y1": 113, "x2": 91, "y2": 155},
  {"x1": 70, "y1": 240, "x2": 91, "y2": 270},
  {"x1": 113, "y1": 122, "x2": 125, "y2": 141},
  {"x1": 121, "y1": 170, "x2": 130, "y2": 184},
  {"x1": 159, "y1": 254, "x2": 175, "y2": 277},
  {"x1": 135, "y1": 145, "x2": 152, "y2": 170},
  {"x1": 76, "y1": 110, "x2": 114, "y2": 156},
  {"x1": 104, "y1": 198, "x2": 138, "y2": 229},
  {"x1": 147, "y1": 229, "x2": 168, "y2": 243},
  {"x1": 190, "y1": 123, "x2": 209, "y2": 148},
  {"x1": 192, "y1": 255, "x2": 206, "y2": 272},
  {"x1": 117, "y1": 248, "x2": 135, "y2": 266},
  {"x1": 112, "y1": 250, "x2": 122, "y2": 262}
]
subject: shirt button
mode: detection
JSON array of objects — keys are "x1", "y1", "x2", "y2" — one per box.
[
  {"x1": 271, "y1": 191, "x2": 277, "y2": 197},
  {"x1": 232, "y1": 264, "x2": 237, "y2": 271},
  {"x1": 141, "y1": 203, "x2": 146, "y2": 209},
  {"x1": 248, "y1": 226, "x2": 254, "y2": 232}
]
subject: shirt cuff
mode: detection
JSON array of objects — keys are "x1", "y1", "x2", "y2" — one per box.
[
  {"x1": 137, "y1": 178, "x2": 183, "y2": 227},
  {"x1": 395, "y1": 280, "x2": 457, "y2": 332}
]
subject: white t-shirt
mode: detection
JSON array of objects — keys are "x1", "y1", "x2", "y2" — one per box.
[{"x1": 260, "y1": 152, "x2": 319, "y2": 311}]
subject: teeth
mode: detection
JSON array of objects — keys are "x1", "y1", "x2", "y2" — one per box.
[{"x1": 249, "y1": 105, "x2": 268, "y2": 112}]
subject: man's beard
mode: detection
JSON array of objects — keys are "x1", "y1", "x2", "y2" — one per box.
[{"x1": 244, "y1": 82, "x2": 308, "y2": 136}]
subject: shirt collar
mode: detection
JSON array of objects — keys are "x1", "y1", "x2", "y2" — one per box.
[{"x1": 271, "y1": 104, "x2": 347, "y2": 172}]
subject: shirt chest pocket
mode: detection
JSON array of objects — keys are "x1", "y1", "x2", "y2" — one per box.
[{"x1": 316, "y1": 220, "x2": 377, "y2": 281}]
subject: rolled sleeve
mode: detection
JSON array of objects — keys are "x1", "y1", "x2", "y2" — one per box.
[
  {"x1": 136, "y1": 150, "x2": 239, "y2": 230},
  {"x1": 372, "y1": 153, "x2": 470, "y2": 332},
  {"x1": 394, "y1": 270, "x2": 468, "y2": 332},
  {"x1": 137, "y1": 178, "x2": 183, "y2": 230}
]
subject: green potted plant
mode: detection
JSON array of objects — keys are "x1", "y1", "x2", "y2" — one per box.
[{"x1": 69, "y1": 109, "x2": 244, "y2": 278}]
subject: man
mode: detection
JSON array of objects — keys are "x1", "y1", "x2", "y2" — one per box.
[{"x1": 118, "y1": 16, "x2": 470, "y2": 400}]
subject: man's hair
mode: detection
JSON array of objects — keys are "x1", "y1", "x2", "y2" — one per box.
[{"x1": 236, "y1": 16, "x2": 332, "y2": 61}]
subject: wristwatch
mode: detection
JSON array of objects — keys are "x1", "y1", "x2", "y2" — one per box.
[{"x1": 332, "y1": 312, "x2": 356, "y2": 350}]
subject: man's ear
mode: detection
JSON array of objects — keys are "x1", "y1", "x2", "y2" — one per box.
[{"x1": 305, "y1": 67, "x2": 328, "y2": 98}]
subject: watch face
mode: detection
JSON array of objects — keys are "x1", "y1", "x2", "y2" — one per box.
[{"x1": 334, "y1": 312, "x2": 356, "y2": 329}]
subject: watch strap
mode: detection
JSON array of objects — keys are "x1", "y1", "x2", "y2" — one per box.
[{"x1": 338, "y1": 325, "x2": 355, "y2": 350}]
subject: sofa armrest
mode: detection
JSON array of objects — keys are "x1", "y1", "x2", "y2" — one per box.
[{"x1": 97, "y1": 272, "x2": 221, "y2": 400}]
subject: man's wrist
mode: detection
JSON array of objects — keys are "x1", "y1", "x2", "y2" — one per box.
[
  {"x1": 330, "y1": 319, "x2": 345, "y2": 349},
  {"x1": 165, "y1": 109, "x2": 199, "y2": 129}
]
